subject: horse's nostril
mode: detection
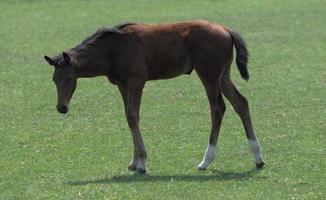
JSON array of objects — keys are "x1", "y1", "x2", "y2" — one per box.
[{"x1": 57, "y1": 105, "x2": 68, "y2": 114}]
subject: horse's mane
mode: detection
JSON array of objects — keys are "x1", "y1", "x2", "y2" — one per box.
[{"x1": 70, "y1": 22, "x2": 137, "y2": 53}]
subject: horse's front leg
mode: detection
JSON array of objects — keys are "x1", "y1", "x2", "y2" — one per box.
[
  {"x1": 118, "y1": 85, "x2": 138, "y2": 171},
  {"x1": 120, "y1": 79, "x2": 147, "y2": 174}
]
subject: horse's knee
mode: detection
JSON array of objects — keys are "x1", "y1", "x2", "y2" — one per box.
[
  {"x1": 126, "y1": 112, "x2": 139, "y2": 127},
  {"x1": 211, "y1": 105, "x2": 224, "y2": 120},
  {"x1": 219, "y1": 98, "x2": 226, "y2": 114},
  {"x1": 212, "y1": 97, "x2": 226, "y2": 118}
]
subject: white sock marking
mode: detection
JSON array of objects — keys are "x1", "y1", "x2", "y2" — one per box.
[
  {"x1": 129, "y1": 157, "x2": 137, "y2": 167},
  {"x1": 248, "y1": 139, "x2": 264, "y2": 164},
  {"x1": 198, "y1": 145, "x2": 217, "y2": 169},
  {"x1": 137, "y1": 158, "x2": 146, "y2": 170}
]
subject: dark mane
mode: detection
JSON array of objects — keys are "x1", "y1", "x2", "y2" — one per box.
[
  {"x1": 71, "y1": 28, "x2": 121, "y2": 53},
  {"x1": 70, "y1": 22, "x2": 138, "y2": 53},
  {"x1": 114, "y1": 22, "x2": 138, "y2": 29}
]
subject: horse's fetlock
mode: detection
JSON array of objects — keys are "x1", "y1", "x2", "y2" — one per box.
[{"x1": 138, "y1": 150, "x2": 147, "y2": 159}]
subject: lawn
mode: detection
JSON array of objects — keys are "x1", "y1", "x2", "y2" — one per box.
[{"x1": 0, "y1": 0, "x2": 325, "y2": 199}]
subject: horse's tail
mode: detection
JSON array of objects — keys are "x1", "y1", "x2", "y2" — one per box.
[{"x1": 227, "y1": 29, "x2": 249, "y2": 80}]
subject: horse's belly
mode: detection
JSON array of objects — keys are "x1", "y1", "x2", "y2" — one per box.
[{"x1": 147, "y1": 57, "x2": 193, "y2": 80}]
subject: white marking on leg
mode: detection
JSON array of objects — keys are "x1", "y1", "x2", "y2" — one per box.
[
  {"x1": 128, "y1": 157, "x2": 137, "y2": 169},
  {"x1": 198, "y1": 144, "x2": 217, "y2": 169},
  {"x1": 248, "y1": 139, "x2": 264, "y2": 164},
  {"x1": 136, "y1": 158, "x2": 146, "y2": 174}
]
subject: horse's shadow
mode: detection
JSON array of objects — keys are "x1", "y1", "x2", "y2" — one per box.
[{"x1": 67, "y1": 168, "x2": 267, "y2": 186}]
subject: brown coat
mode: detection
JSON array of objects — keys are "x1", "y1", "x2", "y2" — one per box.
[{"x1": 44, "y1": 20, "x2": 264, "y2": 174}]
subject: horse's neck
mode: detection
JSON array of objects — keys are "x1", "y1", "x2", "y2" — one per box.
[{"x1": 74, "y1": 52, "x2": 109, "y2": 78}]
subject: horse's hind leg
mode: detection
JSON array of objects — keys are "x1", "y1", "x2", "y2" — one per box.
[
  {"x1": 196, "y1": 68, "x2": 226, "y2": 170},
  {"x1": 221, "y1": 68, "x2": 265, "y2": 168}
]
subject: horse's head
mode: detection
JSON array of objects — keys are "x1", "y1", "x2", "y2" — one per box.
[{"x1": 44, "y1": 52, "x2": 77, "y2": 114}]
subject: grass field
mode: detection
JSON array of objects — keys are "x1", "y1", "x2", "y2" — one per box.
[{"x1": 0, "y1": 0, "x2": 325, "y2": 199}]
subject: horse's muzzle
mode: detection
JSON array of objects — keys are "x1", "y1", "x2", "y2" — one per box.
[{"x1": 57, "y1": 105, "x2": 68, "y2": 114}]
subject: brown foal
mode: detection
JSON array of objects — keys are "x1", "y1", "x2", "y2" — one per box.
[{"x1": 44, "y1": 20, "x2": 265, "y2": 174}]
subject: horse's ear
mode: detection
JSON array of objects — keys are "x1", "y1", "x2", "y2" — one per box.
[
  {"x1": 44, "y1": 55, "x2": 56, "y2": 66},
  {"x1": 62, "y1": 52, "x2": 71, "y2": 64}
]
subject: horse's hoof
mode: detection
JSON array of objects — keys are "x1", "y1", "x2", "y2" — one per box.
[
  {"x1": 197, "y1": 166, "x2": 207, "y2": 171},
  {"x1": 128, "y1": 165, "x2": 137, "y2": 171},
  {"x1": 136, "y1": 168, "x2": 147, "y2": 175},
  {"x1": 256, "y1": 162, "x2": 265, "y2": 169},
  {"x1": 197, "y1": 162, "x2": 208, "y2": 171}
]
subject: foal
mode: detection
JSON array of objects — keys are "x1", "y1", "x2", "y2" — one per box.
[{"x1": 44, "y1": 20, "x2": 265, "y2": 174}]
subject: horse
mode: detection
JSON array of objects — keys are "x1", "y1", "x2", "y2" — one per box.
[{"x1": 44, "y1": 20, "x2": 265, "y2": 174}]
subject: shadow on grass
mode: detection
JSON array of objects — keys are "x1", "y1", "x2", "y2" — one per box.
[{"x1": 67, "y1": 168, "x2": 267, "y2": 186}]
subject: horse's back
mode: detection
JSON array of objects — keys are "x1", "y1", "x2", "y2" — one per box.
[{"x1": 120, "y1": 21, "x2": 233, "y2": 80}]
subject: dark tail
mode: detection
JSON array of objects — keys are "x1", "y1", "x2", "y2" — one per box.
[{"x1": 228, "y1": 30, "x2": 249, "y2": 80}]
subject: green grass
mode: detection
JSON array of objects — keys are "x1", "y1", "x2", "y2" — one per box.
[{"x1": 0, "y1": 0, "x2": 325, "y2": 199}]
